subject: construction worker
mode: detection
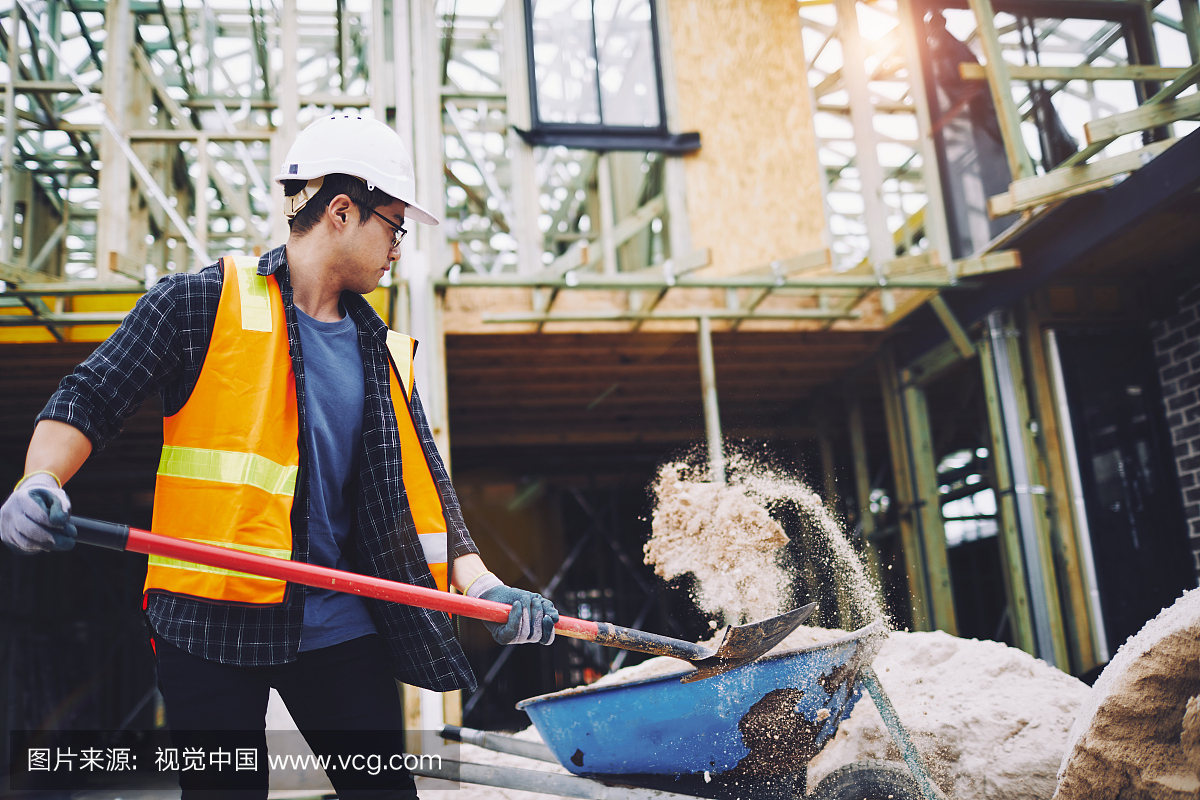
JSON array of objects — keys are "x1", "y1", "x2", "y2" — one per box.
[{"x1": 0, "y1": 114, "x2": 557, "y2": 799}]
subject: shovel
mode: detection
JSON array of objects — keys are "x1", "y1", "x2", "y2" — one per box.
[{"x1": 69, "y1": 515, "x2": 816, "y2": 682}]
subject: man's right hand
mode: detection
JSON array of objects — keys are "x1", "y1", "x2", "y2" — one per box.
[{"x1": 1, "y1": 473, "x2": 77, "y2": 554}]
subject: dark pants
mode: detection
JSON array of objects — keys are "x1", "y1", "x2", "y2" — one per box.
[{"x1": 153, "y1": 633, "x2": 418, "y2": 800}]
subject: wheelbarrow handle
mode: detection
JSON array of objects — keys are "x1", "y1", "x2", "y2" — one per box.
[{"x1": 69, "y1": 516, "x2": 711, "y2": 661}]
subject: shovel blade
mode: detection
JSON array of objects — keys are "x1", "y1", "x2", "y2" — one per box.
[{"x1": 680, "y1": 602, "x2": 818, "y2": 683}]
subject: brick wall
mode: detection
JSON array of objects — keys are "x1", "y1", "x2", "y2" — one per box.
[{"x1": 1152, "y1": 281, "x2": 1200, "y2": 578}]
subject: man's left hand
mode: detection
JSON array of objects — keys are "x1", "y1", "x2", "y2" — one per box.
[{"x1": 466, "y1": 574, "x2": 558, "y2": 645}]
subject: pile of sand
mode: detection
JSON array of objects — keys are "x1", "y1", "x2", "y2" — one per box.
[
  {"x1": 1053, "y1": 588, "x2": 1200, "y2": 800},
  {"x1": 810, "y1": 628, "x2": 1090, "y2": 800}
]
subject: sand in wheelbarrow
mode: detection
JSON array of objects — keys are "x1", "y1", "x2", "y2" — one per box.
[{"x1": 1053, "y1": 587, "x2": 1200, "y2": 800}]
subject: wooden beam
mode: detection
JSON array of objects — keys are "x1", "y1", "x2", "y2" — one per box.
[
  {"x1": 900, "y1": 372, "x2": 958, "y2": 635},
  {"x1": 884, "y1": 289, "x2": 937, "y2": 327},
  {"x1": 1083, "y1": 91, "x2": 1200, "y2": 144},
  {"x1": 0, "y1": 310, "x2": 129, "y2": 326},
  {"x1": 955, "y1": 249, "x2": 1021, "y2": 277},
  {"x1": 878, "y1": 348, "x2": 931, "y2": 631},
  {"x1": 929, "y1": 294, "x2": 975, "y2": 359},
  {"x1": 10, "y1": 79, "x2": 96, "y2": 93},
  {"x1": 908, "y1": 337, "x2": 974, "y2": 387},
  {"x1": 1021, "y1": 301, "x2": 1099, "y2": 674},
  {"x1": 482, "y1": 308, "x2": 863, "y2": 324},
  {"x1": 988, "y1": 138, "x2": 1176, "y2": 217},
  {"x1": 626, "y1": 247, "x2": 711, "y2": 278},
  {"x1": 1056, "y1": 61, "x2": 1200, "y2": 171},
  {"x1": 1044, "y1": 328, "x2": 1110, "y2": 663},
  {"x1": 127, "y1": 130, "x2": 274, "y2": 141},
  {"x1": 959, "y1": 62, "x2": 1189, "y2": 82},
  {"x1": 442, "y1": 273, "x2": 972, "y2": 290},
  {"x1": 964, "y1": 0, "x2": 1035, "y2": 179}
]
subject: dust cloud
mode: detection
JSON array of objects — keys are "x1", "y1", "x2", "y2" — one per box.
[{"x1": 644, "y1": 450, "x2": 885, "y2": 629}]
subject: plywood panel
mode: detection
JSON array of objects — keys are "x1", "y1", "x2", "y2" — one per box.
[{"x1": 666, "y1": 0, "x2": 826, "y2": 275}]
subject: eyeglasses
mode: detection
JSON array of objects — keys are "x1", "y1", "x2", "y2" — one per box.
[{"x1": 370, "y1": 208, "x2": 408, "y2": 250}]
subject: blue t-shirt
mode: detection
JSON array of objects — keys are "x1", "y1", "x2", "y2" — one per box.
[{"x1": 295, "y1": 305, "x2": 377, "y2": 650}]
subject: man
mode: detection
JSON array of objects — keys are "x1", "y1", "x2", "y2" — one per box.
[{"x1": 0, "y1": 114, "x2": 557, "y2": 799}]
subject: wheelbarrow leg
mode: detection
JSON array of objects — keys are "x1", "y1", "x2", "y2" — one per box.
[{"x1": 859, "y1": 666, "x2": 950, "y2": 800}]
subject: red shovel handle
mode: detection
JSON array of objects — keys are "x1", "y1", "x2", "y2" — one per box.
[{"x1": 69, "y1": 515, "x2": 600, "y2": 640}]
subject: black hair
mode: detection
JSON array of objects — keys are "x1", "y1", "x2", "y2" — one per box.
[{"x1": 283, "y1": 173, "x2": 393, "y2": 236}]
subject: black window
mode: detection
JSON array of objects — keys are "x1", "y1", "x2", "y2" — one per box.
[{"x1": 519, "y1": 0, "x2": 699, "y2": 153}]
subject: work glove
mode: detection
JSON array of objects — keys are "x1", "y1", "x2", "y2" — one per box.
[
  {"x1": 1, "y1": 473, "x2": 77, "y2": 554},
  {"x1": 466, "y1": 573, "x2": 558, "y2": 645}
]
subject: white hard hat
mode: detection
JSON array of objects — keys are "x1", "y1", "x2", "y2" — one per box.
[{"x1": 274, "y1": 114, "x2": 439, "y2": 226}]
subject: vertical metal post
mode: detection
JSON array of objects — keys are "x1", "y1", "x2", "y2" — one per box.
[
  {"x1": 697, "y1": 316, "x2": 725, "y2": 484},
  {"x1": 20, "y1": 167, "x2": 33, "y2": 267},
  {"x1": 271, "y1": 0, "x2": 299, "y2": 244},
  {"x1": 896, "y1": 0, "x2": 951, "y2": 265},
  {"x1": 986, "y1": 311, "x2": 1056, "y2": 665},
  {"x1": 501, "y1": 0, "x2": 542, "y2": 275},
  {"x1": 597, "y1": 153, "x2": 618, "y2": 275},
  {"x1": 194, "y1": 136, "x2": 210, "y2": 271},
  {"x1": 832, "y1": 0, "x2": 894, "y2": 275},
  {"x1": 392, "y1": 0, "x2": 414, "y2": 154},
  {"x1": 653, "y1": 0, "x2": 691, "y2": 261},
  {"x1": 370, "y1": 0, "x2": 387, "y2": 121},
  {"x1": 1046, "y1": 329, "x2": 1110, "y2": 662},
  {"x1": 46, "y1": 0, "x2": 59, "y2": 81},
  {"x1": 2, "y1": 5, "x2": 21, "y2": 265},
  {"x1": 96, "y1": 0, "x2": 131, "y2": 276}
]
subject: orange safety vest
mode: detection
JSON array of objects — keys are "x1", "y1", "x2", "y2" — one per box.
[{"x1": 145, "y1": 255, "x2": 450, "y2": 604}]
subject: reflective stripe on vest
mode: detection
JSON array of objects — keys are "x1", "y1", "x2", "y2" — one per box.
[
  {"x1": 385, "y1": 331, "x2": 451, "y2": 592},
  {"x1": 157, "y1": 445, "x2": 298, "y2": 496}
]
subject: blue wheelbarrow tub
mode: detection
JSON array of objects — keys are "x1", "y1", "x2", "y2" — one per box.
[{"x1": 517, "y1": 619, "x2": 887, "y2": 787}]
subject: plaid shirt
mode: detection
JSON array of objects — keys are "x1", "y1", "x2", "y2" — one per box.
[{"x1": 38, "y1": 245, "x2": 478, "y2": 693}]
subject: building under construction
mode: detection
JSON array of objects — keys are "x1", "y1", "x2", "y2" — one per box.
[{"x1": 1, "y1": 0, "x2": 1198, "y2": 740}]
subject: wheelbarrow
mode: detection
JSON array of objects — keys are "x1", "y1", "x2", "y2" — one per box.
[{"x1": 413, "y1": 619, "x2": 950, "y2": 800}]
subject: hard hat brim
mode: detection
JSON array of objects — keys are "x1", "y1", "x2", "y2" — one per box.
[{"x1": 273, "y1": 171, "x2": 441, "y2": 226}]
